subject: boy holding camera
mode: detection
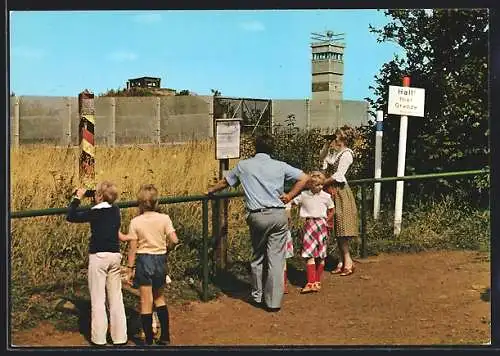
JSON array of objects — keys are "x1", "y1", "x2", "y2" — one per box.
[{"x1": 66, "y1": 181, "x2": 128, "y2": 346}]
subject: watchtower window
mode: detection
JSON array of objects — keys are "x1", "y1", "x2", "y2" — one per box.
[
  {"x1": 333, "y1": 53, "x2": 343, "y2": 61},
  {"x1": 313, "y1": 52, "x2": 343, "y2": 61},
  {"x1": 314, "y1": 52, "x2": 328, "y2": 60}
]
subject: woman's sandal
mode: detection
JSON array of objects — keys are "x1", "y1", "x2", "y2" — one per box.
[
  {"x1": 331, "y1": 263, "x2": 343, "y2": 274},
  {"x1": 340, "y1": 265, "x2": 355, "y2": 276},
  {"x1": 300, "y1": 283, "x2": 316, "y2": 294},
  {"x1": 313, "y1": 282, "x2": 321, "y2": 291}
]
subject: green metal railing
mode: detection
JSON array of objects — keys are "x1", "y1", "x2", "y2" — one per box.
[
  {"x1": 10, "y1": 168, "x2": 489, "y2": 301},
  {"x1": 349, "y1": 168, "x2": 489, "y2": 259}
]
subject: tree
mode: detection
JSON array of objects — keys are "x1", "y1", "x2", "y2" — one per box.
[
  {"x1": 211, "y1": 89, "x2": 222, "y2": 97},
  {"x1": 366, "y1": 9, "x2": 488, "y2": 202},
  {"x1": 176, "y1": 89, "x2": 190, "y2": 96}
]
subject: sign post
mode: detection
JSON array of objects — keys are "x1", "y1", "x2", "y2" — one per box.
[
  {"x1": 214, "y1": 115, "x2": 241, "y2": 272},
  {"x1": 373, "y1": 110, "x2": 383, "y2": 220},
  {"x1": 78, "y1": 90, "x2": 96, "y2": 190},
  {"x1": 388, "y1": 77, "x2": 425, "y2": 235}
]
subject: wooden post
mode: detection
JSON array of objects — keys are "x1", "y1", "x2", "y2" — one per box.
[
  {"x1": 215, "y1": 113, "x2": 229, "y2": 272},
  {"x1": 109, "y1": 97, "x2": 116, "y2": 147},
  {"x1": 12, "y1": 96, "x2": 20, "y2": 148},
  {"x1": 78, "y1": 90, "x2": 96, "y2": 189},
  {"x1": 217, "y1": 158, "x2": 229, "y2": 272}
]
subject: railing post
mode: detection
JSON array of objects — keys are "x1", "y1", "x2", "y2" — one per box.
[
  {"x1": 202, "y1": 199, "x2": 209, "y2": 302},
  {"x1": 211, "y1": 199, "x2": 220, "y2": 277},
  {"x1": 360, "y1": 183, "x2": 368, "y2": 258}
]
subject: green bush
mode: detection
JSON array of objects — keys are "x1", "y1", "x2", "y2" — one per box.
[{"x1": 363, "y1": 195, "x2": 490, "y2": 255}]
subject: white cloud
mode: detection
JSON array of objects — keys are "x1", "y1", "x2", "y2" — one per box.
[
  {"x1": 239, "y1": 20, "x2": 266, "y2": 32},
  {"x1": 108, "y1": 51, "x2": 138, "y2": 62},
  {"x1": 11, "y1": 46, "x2": 47, "y2": 59},
  {"x1": 132, "y1": 13, "x2": 162, "y2": 24}
]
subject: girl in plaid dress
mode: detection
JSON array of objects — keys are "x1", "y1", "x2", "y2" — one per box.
[{"x1": 288, "y1": 172, "x2": 334, "y2": 293}]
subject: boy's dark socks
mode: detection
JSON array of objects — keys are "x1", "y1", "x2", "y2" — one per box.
[
  {"x1": 140, "y1": 313, "x2": 154, "y2": 345},
  {"x1": 156, "y1": 305, "x2": 171, "y2": 343}
]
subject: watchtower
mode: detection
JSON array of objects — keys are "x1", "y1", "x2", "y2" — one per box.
[{"x1": 311, "y1": 31, "x2": 345, "y2": 101}]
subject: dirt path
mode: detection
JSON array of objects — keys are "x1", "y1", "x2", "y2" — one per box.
[{"x1": 11, "y1": 251, "x2": 491, "y2": 347}]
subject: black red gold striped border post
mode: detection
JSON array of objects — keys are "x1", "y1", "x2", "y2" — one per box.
[{"x1": 78, "y1": 90, "x2": 96, "y2": 189}]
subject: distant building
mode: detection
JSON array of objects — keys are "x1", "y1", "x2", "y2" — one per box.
[
  {"x1": 126, "y1": 77, "x2": 161, "y2": 90},
  {"x1": 125, "y1": 77, "x2": 177, "y2": 96}
]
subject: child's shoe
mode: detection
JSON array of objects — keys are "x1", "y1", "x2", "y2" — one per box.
[{"x1": 300, "y1": 283, "x2": 316, "y2": 294}]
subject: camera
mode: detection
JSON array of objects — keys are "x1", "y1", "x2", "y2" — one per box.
[
  {"x1": 84, "y1": 190, "x2": 96, "y2": 198},
  {"x1": 74, "y1": 189, "x2": 96, "y2": 198}
]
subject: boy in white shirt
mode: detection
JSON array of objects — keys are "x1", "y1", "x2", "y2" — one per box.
[{"x1": 287, "y1": 172, "x2": 334, "y2": 293}]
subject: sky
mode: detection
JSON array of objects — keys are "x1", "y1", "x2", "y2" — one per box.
[{"x1": 10, "y1": 10, "x2": 404, "y2": 101}]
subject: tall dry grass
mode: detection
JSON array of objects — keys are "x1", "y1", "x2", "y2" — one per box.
[
  {"x1": 11, "y1": 141, "x2": 223, "y2": 210},
  {"x1": 10, "y1": 141, "x2": 249, "y2": 288}
]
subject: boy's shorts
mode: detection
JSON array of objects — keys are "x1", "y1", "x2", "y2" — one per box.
[{"x1": 134, "y1": 254, "x2": 168, "y2": 289}]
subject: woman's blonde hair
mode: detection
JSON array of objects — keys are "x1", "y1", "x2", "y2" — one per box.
[
  {"x1": 334, "y1": 125, "x2": 357, "y2": 147},
  {"x1": 137, "y1": 184, "x2": 160, "y2": 214},
  {"x1": 96, "y1": 180, "x2": 118, "y2": 204}
]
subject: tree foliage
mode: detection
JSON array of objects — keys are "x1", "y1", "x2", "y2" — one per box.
[
  {"x1": 176, "y1": 89, "x2": 190, "y2": 96},
  {"x1": 365, "y1": 9, "x2": 489, "y2": 202},
  {"x1": 99, "y1": 87, "x2": 157, "y2": 97},
  {"x1": 211, "y1": 89, "x2": 222, "y2": 97}
]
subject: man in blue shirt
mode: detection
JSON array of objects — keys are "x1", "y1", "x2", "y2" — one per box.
[{"x1": 207, "y1": 134, "x2": 310, "y2": 311}]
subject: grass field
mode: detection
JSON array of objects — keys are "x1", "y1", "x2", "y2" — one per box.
[{"x1": 10, "y1": 142, "x2": 250, "y2": 287}]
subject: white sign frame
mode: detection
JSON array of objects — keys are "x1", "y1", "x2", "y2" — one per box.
[
  {"x1": 215, "y1": 119, "x2": 242, "y2": 160},
  {"x1": 388, "y1": 85, "x2": 426, "y2": 117}
]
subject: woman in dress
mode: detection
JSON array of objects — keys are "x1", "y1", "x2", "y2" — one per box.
[{"x1": 320, "y1": 125, "x2": 359, "y2": 276}]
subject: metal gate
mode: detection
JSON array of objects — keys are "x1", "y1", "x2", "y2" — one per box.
[{"x1": 213, "y1": 96, "x2": 272, "y2": 135}]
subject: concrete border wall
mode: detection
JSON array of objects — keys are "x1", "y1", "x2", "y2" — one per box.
[
  {"x1": 10, "y1": 95, "x2": 213, "y2": 146},
  {"x1": 9, "y1": 95, "x2": 370, "y2": 146}
]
